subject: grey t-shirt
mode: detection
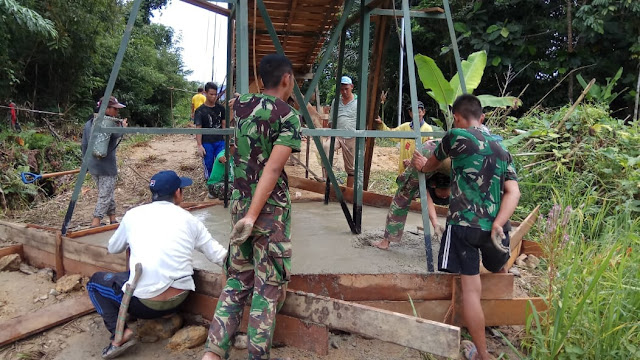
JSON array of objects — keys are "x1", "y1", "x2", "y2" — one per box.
[
  {"x1": 81, "y1": 116, "x2": 123, "y2": 177},
  {"x1": 329, "y1": 96, "x2": 358, "y2": 139}
]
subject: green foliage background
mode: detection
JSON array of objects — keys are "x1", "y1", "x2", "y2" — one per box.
[{"x1": 0, "y1": 0, "x2": 190, "y2": 127}]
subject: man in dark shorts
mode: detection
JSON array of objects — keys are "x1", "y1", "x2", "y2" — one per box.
[{"x1": 412, "y1": 94, "x2": 520, "y2": 360}]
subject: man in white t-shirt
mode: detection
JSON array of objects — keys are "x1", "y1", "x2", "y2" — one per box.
[
  {"x1": 322, "y1": 75, "x2": 357, "y2": 187},
  {"x1": 87, "y1": 170, "x2": 227, "y2": 359}
]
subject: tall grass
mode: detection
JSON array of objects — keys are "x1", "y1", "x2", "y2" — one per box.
[{"x1": 522, "y1": 177, "x2": 640, "y2": 359}]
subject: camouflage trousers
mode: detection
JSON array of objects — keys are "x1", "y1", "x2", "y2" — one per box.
[
  {"x1": 208, "y1": 182, "x2": 234, "y2": 200},
  {"x1": 206, "y1": 201, "x2": 292, "y2": 360},
  {"x1": 384, "y1": 141, "x2": 439, "y2": 242}
]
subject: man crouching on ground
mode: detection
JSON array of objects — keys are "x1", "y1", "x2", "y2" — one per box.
[
  {"x1": 202, "y1": 54, "x2": 301, "y2": 360},
  {"x1": 412, "y1": 95, "x2": 520, "y2": 360},
  {"x1": 87, "y1": 170, "x2": 227, "y2": 359}
]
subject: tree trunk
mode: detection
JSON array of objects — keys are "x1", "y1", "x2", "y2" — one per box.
[{"x1": 567, "y1": 0, "x2": 574, "y2": 101}]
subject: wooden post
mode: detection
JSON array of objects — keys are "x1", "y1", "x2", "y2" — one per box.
[{"x1": 363, "y1": 4, "x2": 391, "y2": 190}]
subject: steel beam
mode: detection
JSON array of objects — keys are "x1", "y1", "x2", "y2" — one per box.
[
  {"x1": 402, "y1": 0, "x2": 434, "y2": 272},
  {"x1": 325, "y1": 28, "x2": 346, "y2": 205},
  {"x1": 353, "y1": 1, "x2": 372, "y2": 233},
  {"x1": 180, "y1": 0, "x2": 231, "y2": 16},
  {"x1": 236, "y1": 0, "x2": 249, "y2": 93},
  {"x1": 370, "y1": 9, "x2": 445, "y2": 19},
  {"x1": 443, "y1": 0, "x2": 466, "y2": 95},
  {"x1": 303, "y1": 129, "x2": 445, "y2": 138},
  {"x1": 100, "y1": 127, "x2": 234, "y2": 135},
  {"x1": 60, "y1": 0, "x2": 144, "y2": 236}
]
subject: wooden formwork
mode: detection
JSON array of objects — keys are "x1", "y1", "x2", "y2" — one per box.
[{"x1": 0, "y1": 216, "x2": 546, "y2": 356}]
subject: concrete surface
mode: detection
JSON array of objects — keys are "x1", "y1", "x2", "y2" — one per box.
[{"x1": 77, "y1": 202, "x2": 445, "y2": 274}]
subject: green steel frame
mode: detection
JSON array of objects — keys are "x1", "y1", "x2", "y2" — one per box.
[{"x1": 63, "y1": 0, "x2": 466, "y2": 272}]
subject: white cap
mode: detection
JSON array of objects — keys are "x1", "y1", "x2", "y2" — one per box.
[{"x1": 340, "y1": 76, "x2": 353, "y2": 85}]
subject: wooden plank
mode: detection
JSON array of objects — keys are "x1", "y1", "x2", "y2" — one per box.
[
  {"x1": 288, "y1": 175, "x2": 448, "y2": 216},
  {"x1": 506, "y1": 205, "x2": 540, "y2": 270},
  {"x1": 182, "y1": 293, "x2": 329, "y2": 355},
  {"x1": 357, "y1": 297, "x2": 543, "y2": 326},
  {"x1": 0, "y1": 244, "x2": 23, "y2": 258},
  {"x1": 195, "y1": 271, "x2": 514, "y2": 301},
  {"x1": 0, "y1": 220, "x2": 56, "y2": 253},
  {"x1": 22, "y1": 244, "x2": 123, "y2": 276},
  {"x1": 66, "y1": 224, "x2": 118, "y2": 239},
  {"x1": 522, "y1": 240, "x2": 544, "y2": 258},
  {"x1": 364, "y1": 3, "x2": 391, "y2": 190},
  {"x1": 281, "y1": 290, "x2": 460, "y2": 358},
  {"x1": 0, "y1": 296, "x2": 95, "y2": 347},
  {"x1": 62, "y1": 237, "x2": 127, "y2": 270}
]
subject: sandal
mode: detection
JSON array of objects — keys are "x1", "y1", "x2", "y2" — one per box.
[
  {"x1": 102, "y1": 338, "x2": 137, "y2": 359},
  {"x1": 461, "y1": 340, "x2": 478, "y2": 360}
]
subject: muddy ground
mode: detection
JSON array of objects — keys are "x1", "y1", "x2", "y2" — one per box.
[{"x1": 0, "y1": 134, "x2": 535, "y2": 359}]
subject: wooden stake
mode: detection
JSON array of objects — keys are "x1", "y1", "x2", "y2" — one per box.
[{"x1": 506, "y1": 205, "x2": 540, "y2": 270}]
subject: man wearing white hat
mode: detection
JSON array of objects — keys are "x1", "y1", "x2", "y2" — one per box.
[{"x1": 322, "y1": 75, "x2": 357, "y2": 187}]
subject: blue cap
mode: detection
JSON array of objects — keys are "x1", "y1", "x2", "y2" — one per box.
[
  {"x1": 340, "y1": 76, "x2": 353, "y2": 85},
  {"x1": 149, "y1": 170, "x2": 192, "y2": 200}
]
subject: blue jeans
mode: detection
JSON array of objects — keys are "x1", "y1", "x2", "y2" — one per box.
[{"x1": 203, "y1": 141, "x2": 225, "y2": 179}]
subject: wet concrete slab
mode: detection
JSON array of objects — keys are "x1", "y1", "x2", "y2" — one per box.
[{"x1": 77, "y1": 202, "x2": 444, "y2": 275}]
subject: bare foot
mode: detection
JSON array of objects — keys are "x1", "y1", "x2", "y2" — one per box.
[
  {"x1": 112, "y1": 327, "x2": 134, "y2": 347},
  {"x1": 372, "y1": 239, "x2": 390, "y2": 250}
]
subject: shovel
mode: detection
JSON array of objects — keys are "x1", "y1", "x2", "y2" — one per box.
[{"x1": 20, "y1": 169, "x2": 81, "y2": 184}]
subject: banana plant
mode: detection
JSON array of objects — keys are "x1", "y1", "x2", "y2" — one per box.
[{"x1": 414, "y1": 50, "x2": 521, "y2": 130}]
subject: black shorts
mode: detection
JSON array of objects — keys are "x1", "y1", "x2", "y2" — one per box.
[{"x1": 438, "y1": 224, "x2": 510, "y2": 275}]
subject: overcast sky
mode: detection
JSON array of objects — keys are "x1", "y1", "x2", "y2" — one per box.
[{"x1": 152, "y1": 1, "x2": 228, "y2": 86}]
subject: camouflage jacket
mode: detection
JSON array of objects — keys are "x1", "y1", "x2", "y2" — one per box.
[
  {"x1": 434, "y1": 126, "x2": 517, "y2": 231},
  {"x1": 231, "y1": 93, "x2": 302, "y2": 209}
]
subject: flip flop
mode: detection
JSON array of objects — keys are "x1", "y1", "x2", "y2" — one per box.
[
  {"x1": 102, "y1": 338, "x2": 137, "y2": 359},
  {"x1": 461, "y1": 340, "x2": 478, "y2": 360}
]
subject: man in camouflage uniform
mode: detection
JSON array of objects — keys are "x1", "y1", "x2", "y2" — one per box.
[
  {"x1": 202, "y1": 54, "x2": 301, "y2": 360},
  {"x1": 412, "y1": 94, "x2": 520, "y2": 360},
  {"x1": 372, "y1": 140, "x2": 451, "y2": 250}
]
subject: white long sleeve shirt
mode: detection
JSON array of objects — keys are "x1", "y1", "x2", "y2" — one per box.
[{"x1": 107, "y1": 201, "x2": 227, "y2": 299}]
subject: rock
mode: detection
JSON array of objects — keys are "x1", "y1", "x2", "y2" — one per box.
[
  {"x1": 330, "y1": 339, "x2": 339, "y2": 349},
  {"x1": 233, "y1": 334, "x2": 248, "y2": 349},
  {"x1": 55, "y1": 274, "x2": 83, "y2": 293},
  {"x1": 140, "y1": 336, "x2": 159, "y2": 343},
  {"x1": 166, "y1": 326, "x2": 207, "y2": 350},
  {"x1": 49, "y1": 289, "x2": 59, "y2": 296},
  {"x1": 40, "y1": 294, "x2": 49, "y2": 301},
  {"x1": 137, "y1": 314, "x2": 183, "y2": 341},
  {"x1": 19, "y1": 263, "x2": 36, "y2": 275},
  {"x1": 515, "y1": 254, "x2": 528, "y2": 267},
  {"x1": 525, "y1": 254, "x2": 540, "y2": 269},
  {"x1": 508, "y1": 266, "x2": 521, "y2": 277},
  {"x1": 37, "y1": 268, "x2": 54, "y2": 282},
  {"x1": 0, "y1": 254, "x2": 22, "y2": 271}
]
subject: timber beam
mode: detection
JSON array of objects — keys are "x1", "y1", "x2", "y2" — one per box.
[{"x1": 180, "y1": 0, "x2": 232, "y2": 17}]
